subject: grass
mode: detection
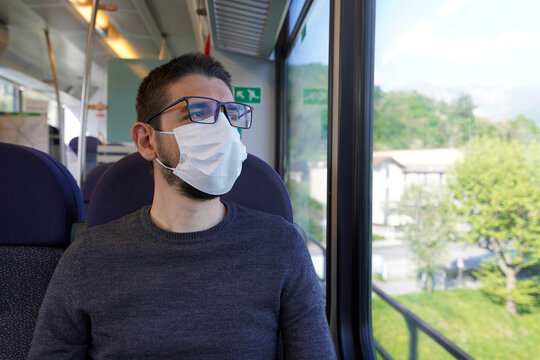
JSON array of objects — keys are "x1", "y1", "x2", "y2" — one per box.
[{"x1": 372, "y1": 288, "x2": 540, "y2": 360}]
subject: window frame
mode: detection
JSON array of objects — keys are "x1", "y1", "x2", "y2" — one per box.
[{"x1": 275, "y1": 0, "x2": 377, "y2": 358}]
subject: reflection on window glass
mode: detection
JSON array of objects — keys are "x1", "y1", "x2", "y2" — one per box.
[
  {"x1": 285, "y1": 0, "x2": 329, "y2": 282},
  {"x1": 0, "y1": 77, "x2": 15, "y2": 111},
  {"x1": 287, "y1": 0, "x2": 306, "y2": 36},
  {"x1": 373, "y1": 1, "x2": 540, "y2": 359}
]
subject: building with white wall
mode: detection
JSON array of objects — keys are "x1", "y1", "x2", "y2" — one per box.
[{"x1": 372, "y1": 148, "x2": 463, "y2": 226}]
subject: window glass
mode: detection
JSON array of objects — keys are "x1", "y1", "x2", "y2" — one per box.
[
  {"x1": 373, "y1": 1, "x2": 540, "y2": 359},
  {"x1": 22, "y1": 87, "x2": 58, "y2": 128},
  {"x1": 285, "y1": 0, "x2": 329, "y2": 283},
  {"x1": 287, "y1": 0, "x2": 307, "y2": 37},
  {"x1": 0, "y1": 77, "x2": 15, "y2": 111}
]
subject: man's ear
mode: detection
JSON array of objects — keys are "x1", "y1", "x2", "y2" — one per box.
[{"x1": 131, "y1": 122, "x2": 157, "y2": 161}]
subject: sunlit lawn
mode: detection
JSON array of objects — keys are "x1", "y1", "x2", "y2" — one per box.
[{"x1": 372, "y1": 288, "x2": 540, "y2": 360}]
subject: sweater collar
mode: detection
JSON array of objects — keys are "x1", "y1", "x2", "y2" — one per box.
[{"x1": 140, "y1": 200, "x2": 235, "y2": 242}]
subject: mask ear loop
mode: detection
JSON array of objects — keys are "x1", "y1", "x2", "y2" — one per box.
[
  {"x1": 155, "y1": 158, "x2": 175, "y2": 170},
  {"x1": 151, "y1": 127, "x2": 176, "y2": 170}
]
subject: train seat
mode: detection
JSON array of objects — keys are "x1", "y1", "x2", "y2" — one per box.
[
  {"x1": 86, "y1": 152, "x2": 293, "y2": 227},
  {"x1": 68, "y1": 136, "x2": 102, "y2": 175},
  {"x1": 81, "y1": 162, "x2": 113, "y2": 206},
  {"x1": 0, "y1": 143, "x2": 85, "y2": 359}
]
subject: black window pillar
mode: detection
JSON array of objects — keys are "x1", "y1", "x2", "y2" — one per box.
[{"x1": 328, "y1": 0, "x2": 376, "y2": 358}]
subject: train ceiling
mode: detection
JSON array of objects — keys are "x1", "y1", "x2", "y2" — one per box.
[{"x1": 0, "y1": 0, "x2": 288, "y2": 103}]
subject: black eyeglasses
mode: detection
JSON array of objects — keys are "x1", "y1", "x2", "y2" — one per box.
[{"x1": 145, "y1": 96, "x2": 253, "y2": 129}]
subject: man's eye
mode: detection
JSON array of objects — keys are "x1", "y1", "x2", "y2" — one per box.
[{"x1": 192, "y1": 111, "x2": 206, "y2": 118}]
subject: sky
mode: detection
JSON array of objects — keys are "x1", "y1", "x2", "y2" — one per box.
[
  {"x1": 375, "y1": 0, "x2": 540, "y2": 90},
  {"x1": 287, "y1": 0, "x2": 540, "y2": 122},
  {"x1": 287, "y1": 0, "x2": 330, "y2": 66}
]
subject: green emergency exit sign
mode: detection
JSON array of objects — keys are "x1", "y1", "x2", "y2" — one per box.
[
  {"x1": 303, "y1": 88, "x2": 328, "y2": 105},
  {"x1": 234, "y1": 87, "x2": 261, "y2": 104}
]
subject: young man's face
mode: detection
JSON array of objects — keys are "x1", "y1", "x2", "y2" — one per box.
[{"x1": 153, "y1": 74, "x2": 234, "y2": 199}]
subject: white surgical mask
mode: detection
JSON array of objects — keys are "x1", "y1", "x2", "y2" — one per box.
[{"x1": 154, "y1": 112, "x2": 247, "y2": 195}]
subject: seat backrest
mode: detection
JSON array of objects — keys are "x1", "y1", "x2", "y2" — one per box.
[
  {"x1": 0, "y1": 142, "x2": 84, "y2": 359},
  {"x1": 68, "y1": 136, "x2": 102, "y2": 174},
  {"x1": 82, "y1": 162, "x2": 113, "y2": 204},
  {"x1": 87, "y1": 152, "x2": 293, "y2": 228},
  {"x1": 68, "y1": 136, "x2": 101, "y2": 154}
]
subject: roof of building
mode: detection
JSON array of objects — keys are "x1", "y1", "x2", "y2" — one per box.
[
  {"x1": 373, "y1": 156, "x2": 405, "y2": 169},
  {"x1": 373, "y1": 148, "x2": 463, "y2": 173}
]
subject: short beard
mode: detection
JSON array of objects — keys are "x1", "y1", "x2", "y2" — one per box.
[{"x1": 155, "y1": 139, "x2": 217, "y2": 201}]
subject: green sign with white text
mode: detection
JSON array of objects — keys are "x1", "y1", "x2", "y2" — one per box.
[
  {"x1": 303, "y1": 88, "x2": 328, "y2": 105},
  {"x1": 234, "y1": 87, "x2": 261, "y2": 104}
]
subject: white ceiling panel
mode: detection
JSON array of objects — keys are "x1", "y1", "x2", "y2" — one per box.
[{"x1": 208, "y1": 0, "x2": 289, "y2": 57}]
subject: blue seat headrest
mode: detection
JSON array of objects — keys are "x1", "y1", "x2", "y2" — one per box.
[
  {"x1": 0, "y1": 143, "x2": 84, "y2": 247},
  {"x1": 222, "y1": 154, "x2": 293, "y2": 222},
  {"x1": 82, "y1": 162, "x2": 113, "y2": 203},
  {"x1": 68, "y1": 136, "x2": 101, "y2": 154},
  {"x1": 87, "y1": 152, "x2": 292, "y2": 227}
]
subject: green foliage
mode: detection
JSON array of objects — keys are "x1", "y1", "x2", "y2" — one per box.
[
  {"x1": 374, "y1": 90, "x2": 446, "y2": 150},
  {"x1": 475, "y1": 117, "x2": 499, "y2": 138},
  {"x1": 287, "y1": 64, "x2": 328, "y2": 163},
  {"x1": 286, "y1": 179, "x2": 324, "y2": 243},
  {"x1": 448, "y1": 137, "x2": 540, "y2": 255},
  {"x1": 285, "y1": 64, "x2": 328, "y2": 244},
  {"x1": 473, "y1": 261, "x2": 540, "y2": 312},
  {"x1": 373, "y1": 88, "x2": 540, "y2": 150},
  {"x1": 373, "y1": 289, "x2": 540, "y2": 360},
  {"x1": 399, "y1": 185, "x2": 452, "y2": 294},
  {"x1": 498, "y1": 115, "x2": 540, "y2": 144},
  {"x1": 446, "y1": 94, "x2": 476, "y2": 146},
  {"x1": 447, "y1": 137, "x2": 540, "y2": 312}
]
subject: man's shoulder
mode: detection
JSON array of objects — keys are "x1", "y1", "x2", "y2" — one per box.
[
  {"x1": 227, "y1": 201, "x2": 305, "y2": 251},
  {"x1": 228, "y1": 201, "x2": 294, "y2": 231},
  {"x1": 74, "y1": 206, "x2": 147, "y2": 248}
]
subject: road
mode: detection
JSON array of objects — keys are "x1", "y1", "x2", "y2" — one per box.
[{"x1": 372, "y1": 239, "x2": 491, "y2": 295}]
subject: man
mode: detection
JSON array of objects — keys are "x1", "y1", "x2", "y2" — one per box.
[{"x1": 29, "y1": 53, "x2": 336, "y2": 359}]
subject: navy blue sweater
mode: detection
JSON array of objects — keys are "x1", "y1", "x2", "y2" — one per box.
[{"x1": 28, "y1": 202, "x2": 336, "y2": 359}]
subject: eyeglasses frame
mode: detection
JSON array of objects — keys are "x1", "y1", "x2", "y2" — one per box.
[{"x1": 144, "y1": 96, "x2": 254, "y2": 129}]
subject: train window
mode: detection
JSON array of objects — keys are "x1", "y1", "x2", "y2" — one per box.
[
  {"x1": 21, "y1": 87, "x2": 58, "y2": 128},
  {"x1": 284, "y1": 0, "x2": 329, "y2": 282},
  {"x1": 287, "y1": 0, "x2": 307, "y2": 37},
  {"x1": 0, "y1": 77, "x2": 16, "y2": 111},
  {"x1": 373, "y1": 1, "x2": 540, "y2": 359}
]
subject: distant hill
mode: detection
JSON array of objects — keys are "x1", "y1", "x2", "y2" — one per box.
[{"x1": 391, "y1": 82, "x2": 540, "y2": 127}]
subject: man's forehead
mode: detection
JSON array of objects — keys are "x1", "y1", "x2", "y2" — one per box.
[{"x1": 166, "y1": 75, "x2": 233, "y2": 103}]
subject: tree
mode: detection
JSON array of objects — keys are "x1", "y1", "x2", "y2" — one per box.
[
  {"x1": 373, "y1": 90, "x2": 481, "y2": 150},
  {"x1": 399, "y1": 184, "x2": 452, "y2": 295},
  {"x1": 445, "y1": 94, "x2": 476, "y2": 147},
  {"x1": 498, "y1": 115, "x2": 539, "y2": 144},
  {"x1": 447, "y1": 137, "x2": 540, "y2": 314},
  {"x1": 286, "y1": 179, "x2": 325, "y2": 243},
  {"x1": 374, "y1": 90, "x2": 446, "y2": 150}
]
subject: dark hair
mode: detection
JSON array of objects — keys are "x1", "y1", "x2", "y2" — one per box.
[{"x1": 136, "y1": 52, "x2": 232, "y2": 126}]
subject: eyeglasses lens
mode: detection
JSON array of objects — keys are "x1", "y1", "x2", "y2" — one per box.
[
  {"x1": 225, "y1": 103, "x2": 252, "y2": 128},
  {"x1": 188, "y1": 98, "x2": 219, "y2": 123},
  {"x1": 186, "y1": 97, "x2": 252, "y2": 128}
]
